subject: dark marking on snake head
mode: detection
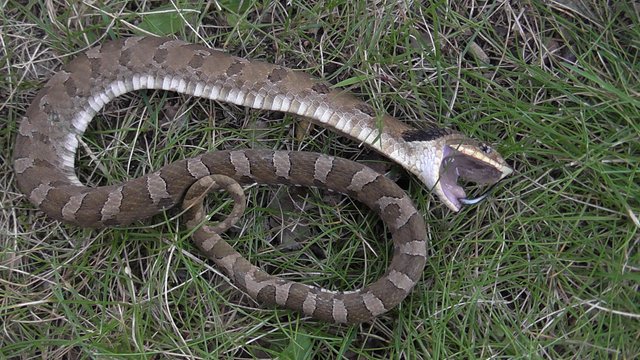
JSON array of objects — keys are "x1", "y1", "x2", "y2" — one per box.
[
  {"x1": 480, "y1": 143, "x2": 492, "y2": 154},
  {"x1": 402, "y1": 128, "x2": 452, "y2": 142},
  {"x1": 356, "y1": 104, "x2": 376, "y2": 117},
  {"x1": 268, "y1": 67, "x2": 289, "y2": 82},
  {"x1": 312, "y1": 83, "x2": 330, "y2": 94},
  {"x1": 226, "y1": 61, "x2": 245, "y2": 76}
]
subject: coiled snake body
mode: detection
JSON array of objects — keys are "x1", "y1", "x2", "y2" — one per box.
[{"x1": 14, "y1": 37, "x2": 512, "y2": 323}]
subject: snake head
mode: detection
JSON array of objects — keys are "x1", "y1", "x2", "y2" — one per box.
[{"x1": 403, "y1": 129, "x2": 512, "y2": 212}]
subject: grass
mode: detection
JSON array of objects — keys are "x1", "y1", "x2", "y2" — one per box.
[{"x1": 1, "y1": 0, "x2": 638, "y2": 358}]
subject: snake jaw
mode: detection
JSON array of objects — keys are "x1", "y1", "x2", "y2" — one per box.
[
  {"x1": 408, "y1": 128, "x2": 513, "y2": 212},
  {"x1": 437, "y1": 139, "x2": 512, "y2": 211},
  {"x1": 406, "y1": 133, "x2": 512, "y2": 212}
]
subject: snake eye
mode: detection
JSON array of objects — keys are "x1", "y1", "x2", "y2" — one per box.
[{"x1": 480, "y1": 143, "x2": 492, "y2": 154}]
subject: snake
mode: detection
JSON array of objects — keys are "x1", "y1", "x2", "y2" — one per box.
[{"x1": 13, "y1": 36, "x2": 512, "y2": 324}]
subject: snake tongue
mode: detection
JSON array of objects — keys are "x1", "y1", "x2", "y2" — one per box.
[{"x1": 440, "y1": 145, "x2": 507, "y2": 209}]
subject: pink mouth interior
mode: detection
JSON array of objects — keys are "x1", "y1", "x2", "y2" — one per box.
[{"x1": 440, "y1": 146, "x2": 504, "y2": 208}]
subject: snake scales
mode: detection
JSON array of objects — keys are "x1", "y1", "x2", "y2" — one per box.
[{"x1": 14, "y1": 36, "x2": 512, "y2": 324}]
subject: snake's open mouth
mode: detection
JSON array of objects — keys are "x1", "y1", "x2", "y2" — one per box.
[{"x1": 439, "y1": 144, "x2": 512, "y2": 210}]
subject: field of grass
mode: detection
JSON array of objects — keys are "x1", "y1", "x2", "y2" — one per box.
[{"x1": 1, "y1": 0, "x2": 638, "y2": 358}]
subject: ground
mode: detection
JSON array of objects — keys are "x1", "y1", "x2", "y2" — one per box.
[{"x1": 0, "y1": 1, "x2": 638, "y2": 359}]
